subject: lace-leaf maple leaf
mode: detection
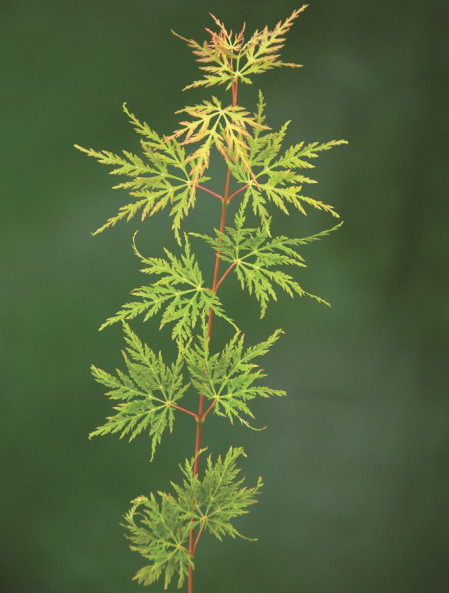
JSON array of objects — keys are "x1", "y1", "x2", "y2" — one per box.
[
  {"x1": 74, "y1": 104, "x2": 207, "y2": 241},
  {"x1": 90, "y1": 323, "x2": 188, "y2": 459},
  {"x1": 173, "y1": 5, "x2": 308, "y2": 90},
  {"x1": 184, "y1": 322, "x2": 285, "y2": 426},
  {"x1": 123, "y1": 447, "x2": 261, "y2": 589},
  {"x1": 192, "y1": 207, "x2": 342, "y2": 316},
  {"x1": 227, "y1": 91, "x2": 347, "y2": 226},
  {"x1": 172, "y1": 15, "x2": 246, "y2": 91},
  {"x1": 167, "y1": 97, "x2": 268, "y2": 202},
  {"x1": 124, "y1": 493, "x2": 192, "y2": 589},
  {"x1": 99, "y1": 235, "x2": 235, "y2": 343},
  {"x1": 239, "y1": 4, "x2": 307, "y2": 81},
  {"x1": 173, "y1": 447, "x2": 263, "y2": 540}
]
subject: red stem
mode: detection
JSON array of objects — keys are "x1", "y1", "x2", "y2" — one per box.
[
  {"x1": 202, "y1": 397, "x2": 217, "y2": 421},
  {"x1": 193, "y1": 518, "x2": 206, "y2": 553},
  {"x1": 227, "y1": 183, "x2": 248, "y2": 202},
  {"x1": 206, "y1": 195, "x2": 229, "y2": 336},
  {"x1": 169, "y1": 403, "x2": 198, "y2": 420},
  {"x1": 196, "y1": 184, "x2": 224, "y2": 201},
  {"x1": 216, "y1": 261, "x2": 237, "y2": 290},
  {"x1": 188, "y1": 73, "x2": 239, "y2": 593}
]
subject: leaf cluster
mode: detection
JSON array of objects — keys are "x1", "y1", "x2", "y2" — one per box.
[
  {"x1": 91, "y1": 319, "x2": 286, "y2": 456},
  {"x1": 173, "y1": 5, "x2": 308, "y2": 91},
  {"x1": 123, "y1": 447, "x2": 262, "y2": 589},
  {"x1": 77, "y1": 6, "x2": 348, "y2": 590}
]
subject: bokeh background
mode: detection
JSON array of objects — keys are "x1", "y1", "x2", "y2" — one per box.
[{"x1": 2, "y1": 1, "x2": 448, "y2": 592}]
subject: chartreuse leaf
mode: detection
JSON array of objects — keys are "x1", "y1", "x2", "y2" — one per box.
[
  {"x1": 90, "y1": 323, "x2": 188, "y2": 459},
  {"x1": 184, "y1": 321, "x2": 285, "y2": 426},
  {"x1": 168, "y1": 97, "x2": 267, "y2": 199},
  {"x1": 173, "y1": 6, "x2": 307, "y2": 91},
  {"x1": 192, "y1": 207, "x2": 342, "y2": 317},
  {"x1": 100, "y1": 235, "x2": 235, "y2": 343},
  {"x1": 238, "y1": 5, "x2": 306, "y2": 82},
  {"x1": 173, "y1": 447, "x2": 263, "y2": 540},
  {"x1": 124, "y1": 493, "x2": 192, "y2": 589},
  {"x1": 74, "y1": 104, "x2": 208, "y2": 241},
  {"x1": 227, "y1": 90, "x2": 347, "y2": 226},
  {"x1": 123, "y1": 447, "x2": 261, "y2": 589}
]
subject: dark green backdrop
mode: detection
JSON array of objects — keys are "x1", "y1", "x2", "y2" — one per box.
[{"x1": 2, "y1": 1, "x2": 448, "y2": 592}]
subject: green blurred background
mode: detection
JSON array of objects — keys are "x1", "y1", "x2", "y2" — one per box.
[{"x1": 2, "y1": 0, "x2": 448, "y2": 592}]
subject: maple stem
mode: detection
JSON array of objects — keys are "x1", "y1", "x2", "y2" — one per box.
[
  {"x1": 193, "y1": 517, "x2": 207, "y2": 553},
  {"x1": 188, "y1": 74, "x2": 239, "y2": 593},
  {"x1": 169, "y1": 403, "x2": 198, "y2": 419},
  {"x1": 196, "y1": 184, "x2": 224, "y2": 201},
  {"x1": 202, "y1": 397, "x2": 218, "y2": 421},
  {"x1": 227, "y1": 183, "x2": 248, "y2": 202},
  {"x1": 216, "y1": 261, "x2": 237, "y2": 290},
  {"x1": 207, "y1": 197, "x2": 229, "y2": 335}
]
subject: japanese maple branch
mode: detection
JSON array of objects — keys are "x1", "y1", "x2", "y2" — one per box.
[{"x1": 188, "y1": 72, "x2": 239, "y2": 593}]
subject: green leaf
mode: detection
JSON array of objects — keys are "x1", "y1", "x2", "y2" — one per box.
[
  {"x1": 234, "y1": 136, "x2": 346, "y2": 223},
  {"x1": 225, "y1": 94, "x2": 347, "y2": 225},
  {"x1": 238, "y1": 6, "x2": 306, "y2": 82},
  {"x1": 100, "y1": 235, "x2": 235, "y2": 343},
  {"x1": 184, "y1": 324, "x2": 285, "y2": 426},
  {"x1": 75, "y1": 105, "x2": 203, "y2": 240},
  {"x1": 192, "y1": 218, "x2": 342, "y2": 317},
  {"x1": 173, "y1": 447, "x2": 263, "y2": 541},
  {"x1": 124, "y1": 493, "x2": 192, "y2": 589},
  {"x1": 90, "y1": 323, "x2": 188, "y2": 459},
  {"x1": 123, "y1": 447, "x2": 262, "y2": 589}
]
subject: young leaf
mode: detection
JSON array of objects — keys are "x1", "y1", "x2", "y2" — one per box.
[
  {"x1": 90, "y1": 323, "x2": 188, "y2": 459},
  {"x1": 74, "y1": 105, "x2": 204, "y2": 240},
  {"x1": 172, "y1": 15, "x2": 246, "y2": 91},
  {"x1": 124, "y1": 493, "x2": 192, "y2": 589},
  {"x1": 168, "y1": 97, "x2": 267, "y2": 200},
  {"x1": 174, "y1": 5, "x2": 307, "y2": 90},
  {"x1": 238, "y1": 5, "x2": 307, "y2": 82},
  {"x1": 123, "y1": 447, "x2": 261, "y2": 589},
  {"x1": 173, "y1": 447, "x2": 263, "y2": 541},
  {"x1": 193, "y1": 217, "x2": 342, "y2": 317},
  {"x1": 184, "y1": 324, "x2": 285, "y2": 426},
  {"x1": 100, "y1": 235, "x2": 235, "y2": 343}
]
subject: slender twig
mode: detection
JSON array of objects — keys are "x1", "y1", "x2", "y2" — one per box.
[
  {"x1": 196, "y1": 184, "x2": 224, "y2": 201},
  {"x1": 202, "y1": 397, "x2": 218, "y2": 421},
  {"x1": 206, "y1": 196, "x2": 229, "y2": 337},
  {"x1": 168, "y1": 403, "x2": 198, "y2": 420},
  {"x1": 193, "y1": 517, "x2": 207, "y2": 553},
  {"x1": 227, "y1": 183, "x2": 248, "y2": 202},
  {"x1": 216, "y1": 261, "x2": 237, "y2": 290}
]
